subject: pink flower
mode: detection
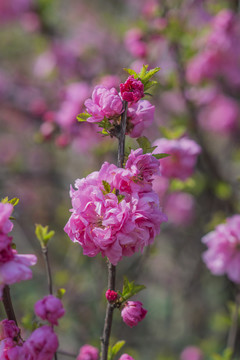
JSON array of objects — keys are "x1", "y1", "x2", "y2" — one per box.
[
  {"x1": 121, "y1": 301, "x2": 147, "y2": 327},
  {"x1": 21, "y1": 325, "x2": 59, "y2": 360},
  {"x1": 180, "y1": 346, "x2": 203, "y2": 360},
  {"x1": 120, "y1": 76, "x2": 144, "y2": 103},
  {"x1": 202, "y1": 215, "x2": 240, "y2": 283},
  {"x1": 164, "y1": 192, "x2": 195, "y2": 226},
  {"x1": 105, "y1": 290, "x2": 118, "y2": 302},
  {"x1": 0, "y1": 337, "x2": 17, "y2": 359},
  {"x1": 85, "y1": 86, "x2": 123, "y2": 123},
  {"x1": 119, "y1": 355, "x2": 135, "y2": 360},
  {"x1": 64, "y1": 160, "x2": 167, "y2": 265},
  {"x1": 125, "y1": 148, "x2": 160, "y2": 187},
  {"x1": 152, "y1": 138, "x2": 201, "y2": 180},
  {"x1": 0, "y1": 203, "x2": 13, "y2": 235},
  {"x1": 198, "y1": 94, "x2": 239, "y2": 135},
  {"x1": 34, "y1": 295, "x2": 65, "y2": 325},
  {"x1": 127, "y1": 100, "x2": 155, "y2": 138},
  {"x1": 77, "y1": 344, "x2": 99, "y2": 360},
  {"x1": 0, "y1": 252, "x2": 37, "y2": 299},
  {"x1": 0, "y1": 235, "x2": 14, "y2": 263},
  {"x1": 0, "y1": 320, "x2": 20, "y2": 341}
]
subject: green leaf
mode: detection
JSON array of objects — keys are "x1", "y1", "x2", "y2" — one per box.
[
  {"x1": 77, "y1": 112, "x2": 90, "y2": 122},
  {"x1": 211, "y1": 349, "x2": 233, "y2": 360},
  {"x1": 152, "y1": 153, "x2": 170, "y2": 159},
  {"x1": 1, "y1": 197, "x2": 19, "y2": 206},
  {"x1": 111, "y1": 341, "x2": 126, "y2": 359},
  {"x1": 123, "y1": 68, "x2": 138, "y2": 78},
  {"x1": 117, "y1": 194, "x2": 125, "y2": 203},
  {"x1": 35, "y1": 224, "x2": 55, "y2": 248},
  {"x1": 136, "y1": 136, "x2": 157, "y2": 154},
  {"x1": 121, "y1": 276, "x2": 146, "y2": 301},
  {"x1": 159, "y1": 126, "x2": 186, "y2": 140},
  {"x1": 57, "y1": 288, "x2": 66, "y2": 299},
  {"x1": 102, "y1": 180, "x2": 111, "y2": 194}
]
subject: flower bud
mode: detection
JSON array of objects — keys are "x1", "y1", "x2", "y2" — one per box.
[
  {"x1": 105, "y1": 290, "x2": 118, "y2": 302},
  {"x1": 121, "y1": 301, "x2": 147, "y2": 327}
]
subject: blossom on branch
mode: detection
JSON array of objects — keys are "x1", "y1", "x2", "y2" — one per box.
[
  {"x1": 120, "y1": 76, "x2": 144, "y2": 103},
  {"x1": 77, "y1": 344, "x2": 99, "y2": 360},
  {"x1": 34, "y1": 295, "x2": 65, "y2": 325},
  {"x1": 121, "y1": 301, "x2": 147, "y2": 327}
]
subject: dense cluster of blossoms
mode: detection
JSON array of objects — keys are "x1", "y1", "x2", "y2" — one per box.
[
  {"x1": 0, "y1": 202, "x2": 37, "y2": 298},
  {"x1": 64, "y1": 148, "x2": 167, "y2": 265},
  {"x1": 0, "y1": 324, "x2": 59, "y2": 360},
  {"x1": 84, "y1": 78, "x2": 154, "y2": 138},
  {"x1": 202, "y1": 215, "x2": 240, "y2": 283},
  {"x1": 0, "y1": 294, "x2": 63, "y2": 358},
  {"x1": 121, "y1": 301, "x2": 147, "y2": 328}
]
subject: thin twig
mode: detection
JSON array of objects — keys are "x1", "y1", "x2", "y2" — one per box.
[
  {"x1": 42, "y1": 247, "x2": 53, "y2": 295},
  {"x1": 2, "y1": 285, "x2": 18, "y2": 325},
  {"x1": 100, "y1": 101, "x2": 128, "y2": 360},
  {"x1": 57, "y1": 349, "x2": 77, "y2": 358},
  {"x1": 42, "y1": 246, "x2": 57, "y2": 360},
  {"x1": 227, "y1": 293, "x2": 240, "y2": 353}
]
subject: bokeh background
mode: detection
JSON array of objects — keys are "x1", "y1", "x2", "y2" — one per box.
[{"x1": 0, "y1": 0, "x2": 240, "y2": 359}]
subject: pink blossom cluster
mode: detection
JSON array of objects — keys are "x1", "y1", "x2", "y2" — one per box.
[
  {"x1": 105, "y1": 289, "x2": 118, "y2": 302},
  {"x1": 77, "y1": 344, "x2": 99, "y2": 360},
  {"x1": 187, "y1": 9, "x2": 240, "y2": 87},
  {"x1": 0, "y1": 322, "x2": 58, "y2": 360},
  {"x1": 34, "y1": 295, "x2": 65, "y2": 325},
  {"x1": 202, "y1": 215, "x2": 240, "y2": 283},
  {"x1": 152, "y1": 137, "x2": 201, "y2": 181},
  {"x1": 84, "y1": 83, "x2": 154, "y2": 138},
  {"x1": 0, "y1": 202, "x2": 37, "y2": 298},
  {"x1": 121, "y1": 301, "x2": 147, "y2": 327},
  {"x1": 64, "y1": 149, "x2": 167, "y2": 265}
]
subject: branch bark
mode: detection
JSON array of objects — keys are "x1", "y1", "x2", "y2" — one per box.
[{"x1": 100, "y1": 101, "x2": 128, "y2": 360}]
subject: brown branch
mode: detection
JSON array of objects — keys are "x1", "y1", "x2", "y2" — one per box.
[
  {"x1": 100, "y1": 101, "x2": 128, "y2": 360},
  {"x1": 42, "y1": 247, "x2": 53, "y2": 295},
  {"x1": 2, "y1": 285, "x2": 18, "y2": 325}
]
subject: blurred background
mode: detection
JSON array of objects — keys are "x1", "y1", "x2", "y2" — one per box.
[{"x1": 0, "y1": 0, "x2": 240, "y2": 359}]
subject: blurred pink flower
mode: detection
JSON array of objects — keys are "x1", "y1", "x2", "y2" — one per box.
[
  {"x1": 0, "y1": 203, "x2": 13, "y2": 235},
  {"x1": 153, "y1": 138, "x2": 201, "y2": 180},
  {"x1": 180, "y1": 346, "x2": 203, "y2": 360},
  {"x1": 125, "y1": 28, "x2": 147, "y2": 58},
  {"x1": 119, "y1": 355, "x2": 135, "y2": 360},
  {"x1": 165, "y1": 192, "x2": 195, "y2": 226},
  {"x1": 77, "y1": 344, "x2": 99, "y2": 360},
  {"x1": 34, "y1": 295, "x2": 65, "y2": 325},
  {"x1": 198, "y1": 94, "x2": 239, "y2": 135},
  {"x1": 202, "y1": 215, "x2": 240, "y2": 283},
  {"x1": 121, "y1": 301, "x2": 147, "y2": 327}
]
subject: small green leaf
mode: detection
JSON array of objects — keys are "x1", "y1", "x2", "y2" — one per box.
[
  {"x1": 152, "y1": 153, "x2": 170, "y2": 159},
  {"x1": 35, "y1": 224, "x2": 55, "y2": 248},
  {"x1": 121, "y1": 276, "x2": 146, "y2": 301},
  {"x1": 77, "y1": 112, "x2": 90, "y2": 122},
  {"x1": 123, "y1": 68, "x2": 138, "y2": 78},
  {"x1": 1, "y1": 197, "x2": 19, "y2": 206},
  {"x1": 57, "y1": 288, "x2": 66, "y2": 299},
  {"x1": 117, "y1": 194, "x2": 125, "y2": 203},
  {"x1": 102, "y1": 180, "x2": 111, "y2": 194},
  {"x1": 111, "y1": 341, "x2": 126, "y2": 358},
  {"x1": 136, "y1": 136, "x2": 157, "y2": 154},
  {"x1": 11, "y1": 243, "x2": 16, "y2": 249}
]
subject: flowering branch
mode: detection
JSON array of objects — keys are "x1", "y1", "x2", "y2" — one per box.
[{"x1": 100, "y1": 102, "x2": 128, "y2": 360}]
